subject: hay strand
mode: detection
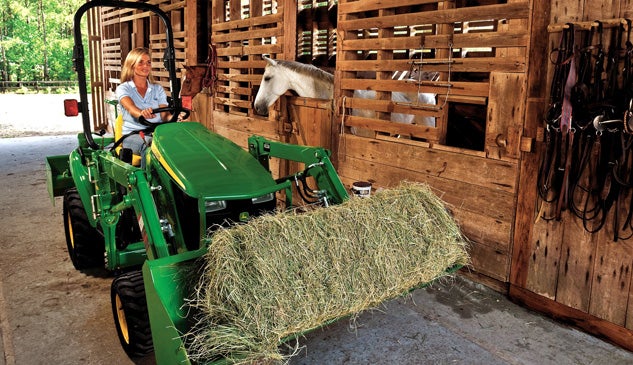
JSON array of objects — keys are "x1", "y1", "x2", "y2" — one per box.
[{"x1": 186, "y1": 181, "x2": 469, "y2": 364}]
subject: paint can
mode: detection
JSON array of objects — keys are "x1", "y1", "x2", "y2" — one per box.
[{"x1": 351, "y1": 181, "x2": 372, "y2": 198}]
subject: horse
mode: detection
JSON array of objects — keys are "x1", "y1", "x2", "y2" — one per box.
[
  {"x1": 253, "y1": 56, "x2": 334, "y2": 115},
  {"x1": 253, "y1": 56, "x2": 437, "y2": 132}
]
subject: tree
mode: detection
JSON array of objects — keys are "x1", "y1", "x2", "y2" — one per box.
[{"x1": 0, "y1": 0, "x2": 85, "y2": 82}]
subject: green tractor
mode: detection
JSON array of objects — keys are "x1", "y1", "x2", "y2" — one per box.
[{"x1": 46, "y1": 1, "x2": 348, "y2": 362}]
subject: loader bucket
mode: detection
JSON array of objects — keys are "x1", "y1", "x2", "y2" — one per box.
[
  {"x1": 45, "y1": 154, "x2": 74, "y2": 203},
  {"x1": 142, "y1": 249, "x2": 207, "y2": 365}
]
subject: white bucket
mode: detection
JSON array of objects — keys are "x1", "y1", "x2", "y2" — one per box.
[{"x1": 351, "y1": 181, "x2": 372, "y2": 198}]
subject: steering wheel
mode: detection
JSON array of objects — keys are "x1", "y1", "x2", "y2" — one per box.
[{"x1": 137, "y1": 106, "x2": 191, "y2": 127}]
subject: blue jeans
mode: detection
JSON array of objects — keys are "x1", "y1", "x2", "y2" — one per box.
[{"x1": 122, "y1": 133, "x2": 153, "y2": 168}]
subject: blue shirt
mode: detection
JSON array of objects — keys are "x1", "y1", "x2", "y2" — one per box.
[{"x1": 115, "y1": 80, "x2": 168, "y2": 134}]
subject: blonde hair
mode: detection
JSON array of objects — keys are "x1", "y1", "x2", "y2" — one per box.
[{"x1": 120, "y1": 47, "x2": 156, "y2": 83}]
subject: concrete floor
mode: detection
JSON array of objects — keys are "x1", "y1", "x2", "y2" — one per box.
[{"x1": 2, "y1": 132, "x2": 633, "y2": 364}]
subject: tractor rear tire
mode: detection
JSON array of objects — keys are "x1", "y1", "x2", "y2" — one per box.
[
  {"x1": 63, "y1": 188, "x2": 105, "y2": 271},
  {"x1": 111, "y1": 270, "x2": 154, "y2": 358}
]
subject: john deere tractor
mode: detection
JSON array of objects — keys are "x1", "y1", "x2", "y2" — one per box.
[{"x1": 46, "y1": 1, "x2": 348, "y2": 362}]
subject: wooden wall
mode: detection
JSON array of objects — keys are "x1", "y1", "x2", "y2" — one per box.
[
  {"x1": 510, "y1": 0, "x2": 633, "y2": 352},
  {"x1": 207, "y1": 3, "x2": 530, "y2": 286},
  {"x1": 207, "y1": 0, "x2": 529, "y2": 285},
  {"x1": 333, "y1": 0, "x2": 530, "y2": 288}
]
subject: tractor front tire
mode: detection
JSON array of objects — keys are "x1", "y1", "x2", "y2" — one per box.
[
  {"x1": 63, "y1": 188, "x2": 105, "y2": 271},
  {"x1": 111, "y1": 270, "x2": 154, "y2": 358}
]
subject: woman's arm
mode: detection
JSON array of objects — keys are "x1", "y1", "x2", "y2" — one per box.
[
  {"x1": 158, "y1": 103, "x2": 172, "y2": 121},
  {"x1": 120, "y1": 96, "x2": 157, "y2": 120}
]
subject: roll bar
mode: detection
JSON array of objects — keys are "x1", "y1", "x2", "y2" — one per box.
[{"x1": 72, "y1": 0, "x2": 182, "y2": 149}]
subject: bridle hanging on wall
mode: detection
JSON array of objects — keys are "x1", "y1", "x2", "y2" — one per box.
[
  {"x1": 538, "y1": 23, "x2": 575, "y2": 221},
  {"x1": 538, "y1": 18, "x2": 633, "y2": 241}
]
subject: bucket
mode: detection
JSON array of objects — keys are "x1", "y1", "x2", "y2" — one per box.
[{"x1": 351, "y1": 181, "x2": 372, "y2": 198}]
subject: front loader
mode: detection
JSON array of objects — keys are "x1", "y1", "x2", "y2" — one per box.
[{"x1": 46, "y1": 1, "x2": 348, "y2": 363}]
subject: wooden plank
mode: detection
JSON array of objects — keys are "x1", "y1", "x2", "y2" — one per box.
[
  {"x1": 337, "y1": 57, "x2": 526, "y2": 73},
  {"x1": 212, "y1": 11, "x2": 283, "y2": 31},
  {"x1": 509, "y1": 0, "x2": 551, "y2": 291},
  {"x1": 341, "y1": 134, "x2": 517, "y2": 193},
  {"x1": 341, "y1": 79, "x2": 490, "y2": 97},
  {"x1": 211, "y1": 0, "x2": 225, "y2": 25},
  {"x1": 341, "y1": 31, "x2": 529, "y2": 50},
  {"x1": 548, "y1": 0, "x2": 582, "y2": 24},
  {"x1": 553, "y1": 139, "x2": 596, "y2": 312},
  {"x1": 212, "y1": 110, "x2": 280, "y2": 139},
  {"x1": 584, "y1": 0, "x2": 619, "y2": 20},
  {"x1": 191, "y1": 92, "x2": 212, "y2": 130},
  {"x1": 589, "y1": 230, "x2": 633, "y2": 326},
  {"x1": 286, "y1": 96, "x2": 333, "y2": 149},
  {"x1": 525, "y1": 217, "x2": 563, "y2": 300},
  {"x1": 345, "y1": 115, "x2": 439, "y2": 140},
  {"x1": 467, "y1": 240, "x2": 511, "y2": 282},
  {"x1": 339, "y1": 136, "x2": 516, "y2": 218},
  {"x1": 214, "y1": 97, "x2": 252, "y2": 109},
  {"x1": 338, "y1": 2, "x2": 529, "y2": 30},
  {"x1": 345, "y1": 97, "x2": 443, "y2": 117},
  {"x1": 215, "y1": 85, "x2": 254, "y2": 96},
  {"x1": 338, "y1": 0, "x2": 440, "y2": 14},
  {"x1": 216, "y1": 73, "x2": 262, "y2": 83},
  {"x1": 215, "y1": 43, "x2": 282, "y2": 57},
  {"x1": 486, "y1": 72, "x2": 525, "y2": 159},
  {"x1": 555, "y1": 212, "x2": 596, "y2": 312},
  {"x1": 212, "y1": 25, "x2": 282, "y2": 43},
  {"x1": 454, "y1": 208, "x2": 513, "y2": 252},
  {"x1": 282, "y1": 0, "x2": 297, "y2": 60},
  {"x1": 461, "y1": 270, "x2": 508, "y2": 293}
]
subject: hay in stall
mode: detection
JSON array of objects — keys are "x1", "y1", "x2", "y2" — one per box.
[{"x1": 186, "y1": 181, "x2": 469, "y2": 364}]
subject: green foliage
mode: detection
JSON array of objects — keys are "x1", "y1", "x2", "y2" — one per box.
[{"x1": 0, "y1": 0, "x2": 85, "y2": 83}]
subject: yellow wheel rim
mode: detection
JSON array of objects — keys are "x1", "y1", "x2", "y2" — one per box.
[
  {"x1": 66, "y1": 212, "x2": 75, "y2": 250},
  {"x1": 115, "y1": 294, "x2": 130, "y2": 344}
]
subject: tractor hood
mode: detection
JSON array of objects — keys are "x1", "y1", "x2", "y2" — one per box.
[{"x1": 150, "y1": 122, "x2": 277, "y2": 199}]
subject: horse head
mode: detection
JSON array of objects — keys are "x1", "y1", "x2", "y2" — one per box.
[
  {"x1": 180, "y1": 64, "x2": 207, "y2": 97},
  {"x1": 253, "y1": 56, "x2": 292, "y2": 116},
  {"x1": 253, "y1": 56, "x2": 334, "y2": 116}
]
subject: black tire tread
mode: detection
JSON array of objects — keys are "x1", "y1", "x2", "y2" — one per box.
[
  {"x1": 63, "y1": 188, "x2": 105, "y2": 270},
  {"x1": 111, "y1": 270, "x2": 154, "y2": 358}
]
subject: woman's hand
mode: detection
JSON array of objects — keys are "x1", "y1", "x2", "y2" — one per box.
[{"x1": 139, "y1": 107, "x2": 156, "y2": 120}]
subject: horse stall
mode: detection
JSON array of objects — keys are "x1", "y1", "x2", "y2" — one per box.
[{"x1": 90, "y1": 0, "x2": 633, "y2": 354}]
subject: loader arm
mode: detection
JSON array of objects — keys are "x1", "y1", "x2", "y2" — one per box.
[
  {"x1": 66, "y1": 148, "x2": 172, "y2": 268},
  {"x1": 247, "y1": 135, "x2": 349, "y2": 206},
  {"x1": 97, "y1": 153, "x2": 172, "y2": 262}
]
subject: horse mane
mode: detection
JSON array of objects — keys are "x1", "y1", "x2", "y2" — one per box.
[{"x1": 275, "y1": 59, "x2": 334, "y2": 84}]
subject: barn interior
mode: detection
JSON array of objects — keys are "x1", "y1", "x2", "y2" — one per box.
[{"x1": 76, "y1": 0, "x2": 633, "y2": 358}]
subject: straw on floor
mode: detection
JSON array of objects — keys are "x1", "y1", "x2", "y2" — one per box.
[{"x1": 186, "y1": 181, "x2": 469, "y2": 364}]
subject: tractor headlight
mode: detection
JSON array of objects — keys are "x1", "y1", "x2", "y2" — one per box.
[
  {"x1": 252, "y1": 193, "x2": 274, "y2": 204},
  {"x1": 205, "y1": 200, "x2": 227, "y2": 213}
]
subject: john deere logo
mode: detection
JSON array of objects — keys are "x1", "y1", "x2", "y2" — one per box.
[{"x1": 239, "y1": 212, "x2": 250, "y2": 222}]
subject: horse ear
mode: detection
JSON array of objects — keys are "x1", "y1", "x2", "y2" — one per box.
[{"x1": 263, "y1": 56, "x2": 277, "y2": 66}]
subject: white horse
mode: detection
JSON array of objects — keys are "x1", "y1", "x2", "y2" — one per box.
[
  {"x1": 253, "y1": 56, "x2": 436, "y2": 131},
  {"x1": 253, "y1": 57, "x2": 334, "y2": 115}
]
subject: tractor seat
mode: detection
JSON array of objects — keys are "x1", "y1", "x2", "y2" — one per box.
[{"x1": 114, "y1": 114, "x2": 142, "y2": 167}]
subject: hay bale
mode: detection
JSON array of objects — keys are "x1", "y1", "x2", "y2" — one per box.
[{"x1": 186, "y1": 181, "x2": 469, "y2": 364}]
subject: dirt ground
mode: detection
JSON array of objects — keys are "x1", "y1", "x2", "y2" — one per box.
[
  {"x1": 0, "y1": 94, "x2": 84, "y2": 138},
  {"x1": 2, "y1": 94, "x2": 633, "y2": 365}
]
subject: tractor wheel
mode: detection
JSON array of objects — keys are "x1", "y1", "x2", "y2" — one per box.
[
  {"x1": 63, "y1": 188, "x2": 105, "y2": 270},
  {"x1": 111, "y1": 270, "x2": 154, "y2": 358}
]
